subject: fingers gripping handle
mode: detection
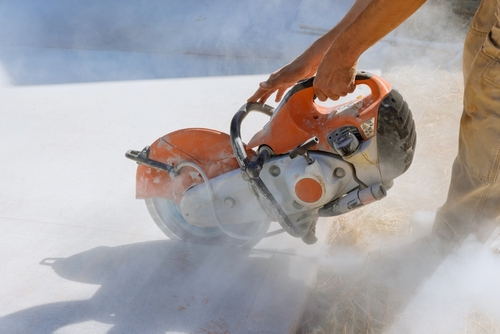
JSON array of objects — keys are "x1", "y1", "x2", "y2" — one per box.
[{"x1": 290, "y1": 71, "x2": 383, "y2": 103}]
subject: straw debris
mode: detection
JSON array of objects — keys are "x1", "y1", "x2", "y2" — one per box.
[{"x1": 299, "y1": 61, "x2": 467, "y2": 334}]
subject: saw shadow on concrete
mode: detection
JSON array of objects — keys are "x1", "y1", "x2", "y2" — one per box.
[{"x1": 0, "y1": 239, "x2": 314, "y2": 334}]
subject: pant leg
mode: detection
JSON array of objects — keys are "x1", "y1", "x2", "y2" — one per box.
[
  {"x1": 433, "y1": 0, "x2": 500, "y2": 242},
  {"x1": 462, "y1": 0, "x2": 498, "y2": 79}
]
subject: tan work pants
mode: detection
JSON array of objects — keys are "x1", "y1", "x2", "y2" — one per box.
[{"x1": 433, "y1": 0, "x2": 500, "y2": 242}]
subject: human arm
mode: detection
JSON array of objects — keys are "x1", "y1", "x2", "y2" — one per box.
[
  {"x1": 247, "y1": 0, "x2": 371, "y2": 103},
  {"x1": 248, "y1": 0, "x2": 426, "y2": 103},
  {"x1": 314, "y1": 0, "x2": 426, "y2": 101}
]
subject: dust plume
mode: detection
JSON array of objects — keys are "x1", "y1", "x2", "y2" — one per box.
[{"x1": 298, "y1": 1, "x2": 500, "y2": 333}]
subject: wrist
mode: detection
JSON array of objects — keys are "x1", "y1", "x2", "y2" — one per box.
[{"x1": 326, "y1": 33, "x2": 362, "y2": 68}]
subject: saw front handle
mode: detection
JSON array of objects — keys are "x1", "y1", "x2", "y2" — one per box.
[{"x1": 230, "y1": 102, "x2": 309, "y2": 239}]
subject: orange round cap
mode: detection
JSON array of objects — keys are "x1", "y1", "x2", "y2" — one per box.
[{"x1": 295, "y1": 178, "x2": 323, "y2": 203}]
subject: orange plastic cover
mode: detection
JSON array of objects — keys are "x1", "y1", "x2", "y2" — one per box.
[
  {"x1": 295, "y1": 178, "x2": 323, "y2": 203},
  {"x1": 136, "y1": 128, "x2": 256, "y2": 202},
  {"x1": 247, "y1": 74, "x2": 391, "y2": 154}
]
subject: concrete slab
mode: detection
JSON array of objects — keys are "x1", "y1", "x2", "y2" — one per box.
[
  {"x1": 0, "y1": 75, "x2": 333, "y2": 333},
  {"x1": 0, "y1": 218, "x2": 319, "y2": 334}
]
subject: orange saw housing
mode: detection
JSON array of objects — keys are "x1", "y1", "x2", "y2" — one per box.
[
  {"x1": 247, "y1": 72, "x2": 391, "y2": 154},
  {"x1": 136, "y1": 128, "x2": 256, "y2": 203}
]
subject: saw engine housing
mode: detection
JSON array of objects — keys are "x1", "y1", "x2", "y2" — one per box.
[{"x1": 126, "y1": 72, "x2": 416, "y2": 246}]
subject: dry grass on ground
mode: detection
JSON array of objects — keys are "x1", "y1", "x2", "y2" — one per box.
[
  {"x1": 298, "y1": 67, "x2": 469, "y2": 334},
  {"x1": 296, "y1": 1, "x2": 500, "y2": 332}
]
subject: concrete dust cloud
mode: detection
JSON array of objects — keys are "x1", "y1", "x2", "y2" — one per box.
[
  {"x1": 299, "y1": 0, "x2": 500, "y2": 333},
  {"x1": 380, "y1": 0, "x2": 474, "y2": 71},
  {"x1": 387, "y1": 239, "x2": 500, "y2": 333},
  {"x1": 301, "y1": 236, "x2": 500, "y2": 334}
]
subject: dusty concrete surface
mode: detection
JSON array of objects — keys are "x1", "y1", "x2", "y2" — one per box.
[
  {"x1": 0, "y1": 75, "x2": 336, "y2": 334},
  {"x1": 0, "y1": 2, "x2": 351, "y2": 333},
  {"x1": 1, "y1": 1, "x2": 493, "y2": 333}
]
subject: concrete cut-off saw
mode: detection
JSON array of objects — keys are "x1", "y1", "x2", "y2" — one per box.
[{"x1": 126, "y1": 72, "x2": 416, "y2": 248}]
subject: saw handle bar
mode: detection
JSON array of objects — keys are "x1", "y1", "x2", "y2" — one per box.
[
  {"x1": 230, "y1": 102, "x2": 307, "y2": 238},
  {"x1": 230, "y1": 102, "x2": 274, "y2": 170}
]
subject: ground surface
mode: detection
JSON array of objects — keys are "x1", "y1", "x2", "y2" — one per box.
[
  {"x1": 2, "y1": 1, "x2": 498, "y2": 334},
  {"x1": 0, "y1": 2, "x2": 350, "y2": 333},
  {"x1": 0, "y1": 74, "x2": 338, "y2": 333}
]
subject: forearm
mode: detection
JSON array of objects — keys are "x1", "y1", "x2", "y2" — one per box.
[
  {"x1": 329, "y1": 0, "x2": 426, "y2": 65},
  {"x1": 312, "y1": 0, "x2": 426, "y2": 101},
  {"x1": 248, "y1": 0, "x2": 426, "y2": 103},
  {"x1": 295, "y1": 0, "x2": 371, "y2": 74}
]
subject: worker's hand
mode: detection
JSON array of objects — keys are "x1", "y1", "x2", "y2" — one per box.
[
  {"x1": 313, "y1": 51, "x2": 357, "y2": 101},
  {"x1": 249, "y1": 54, "x2": 357, "y2": 103},
  {"x1": 248, "y1": 37, "x2": 358, "y2": 103},
  {"x1": 247, "y1": 60, "x2": 315, "y2": 103}
]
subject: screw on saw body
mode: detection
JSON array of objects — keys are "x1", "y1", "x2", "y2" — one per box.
[
  {"x1": 289, "y1": 137, "x2": 319, "y2": 164},
  {"x1": 224, "y1": 197, "x2": 237, "y2": 208},
  {"x1": 334, "y1": 167, "x2": 346, "y2": 178},
  {"x1": 269, "y1": 165, "x2": 281, "y2": 177}
]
